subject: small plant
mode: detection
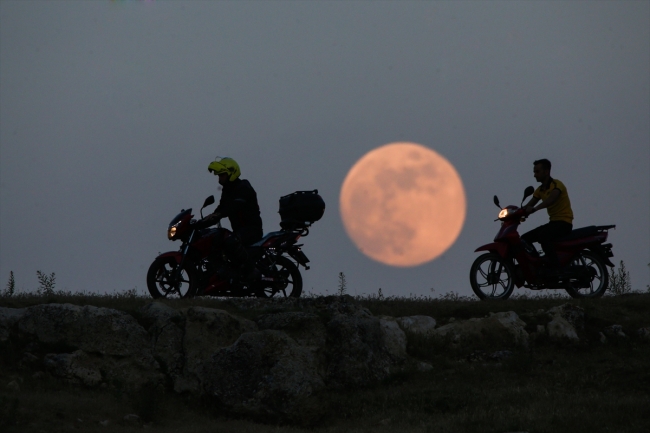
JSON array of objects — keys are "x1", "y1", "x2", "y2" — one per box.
[
  {"x1": 36, "y1": 271, "x2": 56, "y2": 296},
  {"x1": 377, "y1": 287, "x2": 384, "y2": 300},
  {"x1": 609, "y1": 260, "x2": 632, "y2": 296},
  {"x1": 4, "y1": 271, "x2": 15, "y2": 297},
  {"x1": 337, "y1": 272, "x2": 347, "y2": 296}
]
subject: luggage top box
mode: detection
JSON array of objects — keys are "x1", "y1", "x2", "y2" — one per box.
[{"x1": 279, "y1": 190, "x2": 325, "y2": 230}]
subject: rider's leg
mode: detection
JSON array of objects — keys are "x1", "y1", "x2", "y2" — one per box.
[
  {"x1": 224, "y1": 228, "x2": 263, "y2": 282},
  {"x1": 537, "y1": 222, "x2": 573, "y2": 268}
]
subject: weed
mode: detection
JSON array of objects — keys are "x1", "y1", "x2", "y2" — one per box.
[
  {"x1": 337, "y1": 272, "x2": 347, "y2": 297},
  {"x1": 609, "y1": 260, "x2": 632, "y2": 296},
  {"x1": 3, "y1": 271, "x2": 15, "y2": 297},
  {"x1": 36, "y1": 271, "x2": 56, "y2": 296}
]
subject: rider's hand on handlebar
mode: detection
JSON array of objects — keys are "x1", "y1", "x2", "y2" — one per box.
[{"x1": 524, "y1": 205, "x2": 535, "y2": 216}]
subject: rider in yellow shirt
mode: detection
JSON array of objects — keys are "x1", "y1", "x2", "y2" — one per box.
[{"x1": 522, "y1": 159, "x2": 574, "y2": 270}]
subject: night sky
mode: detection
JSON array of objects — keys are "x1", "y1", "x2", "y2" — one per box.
[{"x1": 1, "y1": 1, "x2": 648, "y2": 297}]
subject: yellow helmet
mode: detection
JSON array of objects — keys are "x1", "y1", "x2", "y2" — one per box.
[{"x1": 208, "y1": 157, "x2": 241, "y2": 182}]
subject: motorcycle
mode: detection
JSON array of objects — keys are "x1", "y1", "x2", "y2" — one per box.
[
  {"x1": 147, "y1": 190, "x2": 325, "y2": 299},
  {"x1": 470, "y1": 186, "x2": 615, "y2": 300}
]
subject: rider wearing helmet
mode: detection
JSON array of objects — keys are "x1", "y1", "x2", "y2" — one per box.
[{"x1": 198, "y1": 157, "x2": 263, "y2": 280}]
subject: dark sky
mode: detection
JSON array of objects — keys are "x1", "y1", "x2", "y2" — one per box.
[{"x1": 1, "y1": 1, "x2": 648, "y2": 297}]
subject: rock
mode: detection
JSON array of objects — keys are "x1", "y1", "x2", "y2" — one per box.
[
  {"x1": 201, "y1": 330, "x2": 324, "y2": 422},
  {"x1": 378, "y1": 317, "x2": 407, "y2": 362},
  {"x1": 599, "y1": 332, "x2": 608, "y2": 344},
  {"x1": 43, "y1": 348, "x2": 163, "y2": 389},
  {"x1": 99, "y1": 420, "x2": 110, "y2": 427},
  {"x1": 0, "y1": 306, "x2": 26, "y2": 343},
  {"x1": 546, "y1": 315, "x2": 579, "y2": 342},
  {"x1": 44, "y1": 350, "x2": 103, "y2": 387},
  {"x1": 174, "y1": 307, "x2": 257, "y2": 393},
  {"x1": 140, "y1": 303, "x2": 185, "y2": 381},
  {"x1": 432, "y1": 311, "x2": 529, "y2": 347},
  {"x1": 636, "y1": 327, "x2": 650, "y2": 342},
  {"x1": 123, "y1": 414, "x2": 141, "y2": 424},
  {"x1": 396, "y1": 315, "x2": 437, "y2": 336},
  {"x1": 257, "y1": 311, "x2": 327, "y2": 348},
  {"x1": 21, "y1": 352, "x2": 39, "y2": 365},
  {"x1": 324, "y1": 314, "x2": 400, "y2": 387},
  {"x1": 6, "y1": 380, "x2": 20, "y2": 392},
  {"x1": 547, "y1": 304, "x2": 585, "y2": 329},
  {"x1": 16, "y1": 304, "x2": 155, "y2": 359},
  {"x1": 16, "y1": 304, "x2": 162, "y2": 388},
  {"x1": 139, "y1": 302, "x2": 182, "y2": 328},
  {"x1": 603, "y1": 324, "x2": 626, "y2": 339}
]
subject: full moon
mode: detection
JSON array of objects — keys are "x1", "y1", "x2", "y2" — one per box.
[{"x1": 340, "y1": 142, "x2": 466, "y2": 267}]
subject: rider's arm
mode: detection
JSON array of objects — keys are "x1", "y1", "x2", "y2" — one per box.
[
  {"x1": 529, "y1": 189, "x2": 561, "y2": 214},
  {"x1": 524, "y1": 196, "x2": 540, "y2": 214}
]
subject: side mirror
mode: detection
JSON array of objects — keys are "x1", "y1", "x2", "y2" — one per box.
[
  {"x1": 493, "y1": 195, "x2": 501, "y2": 209},
  {"x1": 521, "y1": 186, "x2": 534, "y2": 207},
  {"x1": 200, "y1": 195, "x2": 215, "y2": 219},
  {"x1": 202, "y1": 195, "x2": 215, "y2": 208}
]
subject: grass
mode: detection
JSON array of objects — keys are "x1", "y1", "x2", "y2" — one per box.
[{"x1": 1, "y1": 292, "x2": 650, "y2": 432}]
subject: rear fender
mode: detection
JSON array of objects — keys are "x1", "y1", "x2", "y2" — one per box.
[
  {"x1": 588, "y1": 244, "x2": 616, "y2": 267},
  {"x1": 474, "y1": 242, "x2": 508, "y2": 259}
]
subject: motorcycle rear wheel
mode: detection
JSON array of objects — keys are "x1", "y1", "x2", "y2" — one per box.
[
  {"x1": 469, "y1": 253, "x2": 515, "y2": 300},
  {"x1": 257, "y1": 256, "x2": 302, "y2": 298},
  {"x1": 564, "y1": 251, "x2": 609, "y2": 298},
  {"x1": 146, "y1": 257, "x2": 196, "y2": 299}
]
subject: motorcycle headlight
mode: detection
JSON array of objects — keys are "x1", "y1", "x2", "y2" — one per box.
[
  {"x1": 498, "y1": 208, "x2": 510, "y2": 219},
  {"x1": 167, "y1": 226, "x2": 177, "y2": 240}
]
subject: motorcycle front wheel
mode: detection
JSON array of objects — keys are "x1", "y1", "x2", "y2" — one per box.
[
  {"x1": 146, "y1": 257, "x2": 197, "y2": 299},
  {"x1": 257, "y1": 255, "x2": 302, "y2": 298},
  {"x1": 564, "y1": 251, "x2": 609, "y2": 298},
  {"x1": 469, "y1": 253, "x2": 515, "y2": 300}
]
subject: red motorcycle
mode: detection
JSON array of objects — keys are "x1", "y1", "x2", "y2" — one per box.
[
  {"x1": 470, "y1": 186, "x2": 615, "y2": 300},
  {"x1": 147, "y1": 190, "x2": 324, "y2": 299}
]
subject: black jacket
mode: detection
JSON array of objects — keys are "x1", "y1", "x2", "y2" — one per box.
[{"x1": 214, "y1": 178, "x2": 263, "y2": 237}]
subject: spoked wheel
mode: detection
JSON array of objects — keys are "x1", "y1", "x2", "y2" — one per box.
[
  {"x1": 564, "y1": 251, "x2": 609, "y2": 298},
  {"x1": 146, "y1": 257, "x2": 196, "y2": 299},
  {"x1": 469, "y1": 253, "x2": 515, "y2": 300},
  {"x1": 257, "y1": 255, "x2": 302, "y2": 298}
]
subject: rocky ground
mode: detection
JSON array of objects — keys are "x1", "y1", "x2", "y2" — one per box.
[{"x1": 1, "y1": 293, "x2": 649, "y2": 432}]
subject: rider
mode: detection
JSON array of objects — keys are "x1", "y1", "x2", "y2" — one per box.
[
  {"x1": 197, "y1": 157, "x2": 263, "y2": 281},
  {"x1": 522, "y1": 158, "x2": 574, "y2": 271}
]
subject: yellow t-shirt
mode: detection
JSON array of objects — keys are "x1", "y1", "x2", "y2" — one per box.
[{"x1": 533, "y1": 178, "x2": 573, "y2": 223}]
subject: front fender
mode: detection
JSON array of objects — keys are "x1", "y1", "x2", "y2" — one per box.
[
  {"x1": 155, "y1": 251, "x2": 183, "y2": 264},
  {"x1": 474, "y1": 242, "x2": 508, "y2": 259}
]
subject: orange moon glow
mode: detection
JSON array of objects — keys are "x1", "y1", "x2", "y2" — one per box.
[{"x1": 340, "y1": 142, "x2": 466, "y2": 267}]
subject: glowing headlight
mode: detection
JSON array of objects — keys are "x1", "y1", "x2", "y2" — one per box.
[
  {"x1": 498, "y1": 209, "x2": 510, "y2": 219},
  {"x1": 167, "y1": 226, "x2": 177, "y2": 240}
]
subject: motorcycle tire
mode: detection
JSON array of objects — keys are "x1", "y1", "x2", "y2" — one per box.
[
  {"x1": 564, "y1": 251, "x2": 609, "y2": 298},
  {"x1": 469, "y1": 253, "x2": 515, "y2": 300},
  {"x1": 257, "y1": 255, "x2": 302, "y2": 298},
  {"x1": 146, "y1": 257, "x2": 197, "y2": 299}
]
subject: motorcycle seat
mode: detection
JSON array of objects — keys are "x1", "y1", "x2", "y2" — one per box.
[
  {"x1": 251, "y1": 231, "x2": 285, "y2": 247},
  {"x1": 555, "y1": 225, "x2": 616, "y2": 242}
]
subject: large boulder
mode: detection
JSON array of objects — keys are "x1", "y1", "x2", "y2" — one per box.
[
  {"x1": 201, "y1": 330, "x2": 324, "y2": 422},
  {"x1": 396, "y1": 315, "x2": 437, "y2": 336},
  {"x1": 432, "y1": 311, "x2": 529, "y2": 347},
  {"x1": 324, "y1": 313, "x2": 403, "y2": 387},
  {"x1": 174, "y1": 306, "x2": 257, "y2": 393},
  {"x1": 0, "y1": 307, "x2": 25, "y2": 344},
  {"x1": 378, "y1": 317, "x2": 407, "y2": 362},
  {"x1": 16, "y1": 304, "x2": 154, "y2": 359},
  {"x1": 256, "y1": 311, "x2": 327, "y2": 348},
  {"x1": 140, "y1": 302, "x2": 185, "y2": 380},
  {"x1": 14, "y1": 304, "x2": 162, "y2": 388},
  {"x1": 545, "y1": 304, "x2": 583, "y2": 342}
]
